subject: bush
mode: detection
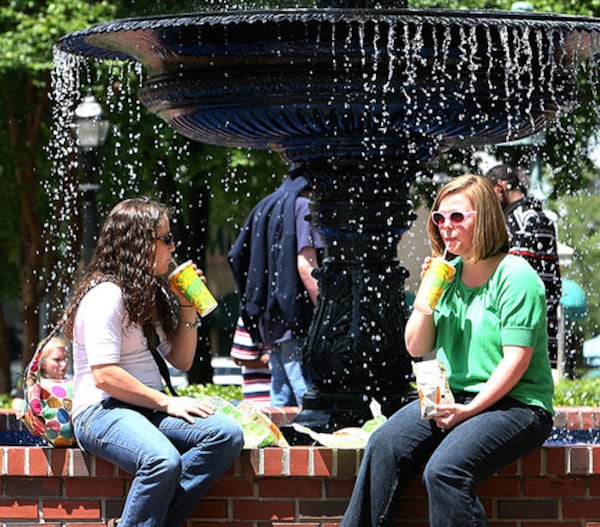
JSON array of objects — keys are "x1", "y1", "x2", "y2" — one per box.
[
  {"x1": 553, "y1": 378, "x2": 600, "y2": 407},
  {"x1": 178, "y1": 383, "x2": 243, "y2": 402}
]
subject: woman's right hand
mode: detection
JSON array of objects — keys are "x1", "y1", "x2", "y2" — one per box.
[{"x1": 164, "y1": 395, "x2": 216, "y2": 423}]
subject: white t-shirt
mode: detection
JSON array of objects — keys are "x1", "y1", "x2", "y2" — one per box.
[{"x1": 72, "y1": 282, "x2": 171, "y2": 418}]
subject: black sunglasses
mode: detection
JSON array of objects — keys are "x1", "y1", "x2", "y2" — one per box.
[
  {"x1": 431, "y1": 210, "x2": 477, "y2": 226},
  {"x1": 156, "y1": 232, "x2": 175, "y2": 246}
]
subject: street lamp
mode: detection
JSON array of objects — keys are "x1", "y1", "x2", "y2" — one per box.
[{"x1": 73, "y1": 94, "x2": 110, "y2": 268}]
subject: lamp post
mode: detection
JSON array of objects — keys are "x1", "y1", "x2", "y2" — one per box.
[{"x1": 73, "y1": 94, "x2": 110, "y2": 268}]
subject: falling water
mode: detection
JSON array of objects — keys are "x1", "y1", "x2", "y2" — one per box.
[{"x1": 48, "y1": 5, "x2": 600, "y2": 428}]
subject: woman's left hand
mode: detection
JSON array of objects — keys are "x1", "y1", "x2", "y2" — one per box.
[
  {"x1": 432, "y1": 403, "x2": 472, "y2": 431},
  {"x1": 165, "y1": 395, "x2": 216, "y2": 423}
]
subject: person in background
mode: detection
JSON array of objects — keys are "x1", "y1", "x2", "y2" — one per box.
[
  {"x1": 63, "y1": 197, "x2": 243, "y2": 527},
  {"x1": 341, "y1": 174, "x2": 554, "y2": 527},
  {"x1": 485, "y1": 164, "x2": 562, "y2": 370},
  {"x1": 230, "y1": 317, "x2": 271, "y2": 407},
  {"x1": 229, "y1": 175, "x2": 322, "y2": 407},
  {"x1": 40, "y1": 336, "x2": 69, "y2": 379}
]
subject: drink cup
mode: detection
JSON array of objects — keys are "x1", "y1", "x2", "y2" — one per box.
[
  {"x1": 413, "y1": 258, "x2": 456, "y2": 315},
  {"x1": 168, "y1": 260, "x2": 218, "y2": 317}
]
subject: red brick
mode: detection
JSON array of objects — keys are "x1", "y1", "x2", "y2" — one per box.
[
  {"x1": 47, "y1": 449, "x2": 69, "y2": 476},
  {"x1": 0, "y1": 499, "x2": 38, "y2": 519},
  {"x1": 298, "y1": 498, "x2": 348, "y2": 518},
  {"x1": 42, "y1": 500, "x2": 101, "y2": 520},
  {"x1": 289, "y1": 447, "x2": 310, "y2": 476},
  {"x1": 563, "y1": 498, "x2": 600, "y2": 518},
  {"x1": 395, "y1": 496, "x2": 429, "y2": 519},
  {"x1": 326, "y1": 479, "x2": 356, "y2": 498},
  {"x1": 5, "y1": 477, "x2": 61, "y2": 497},
  {"x1": 233, "y1": 500, "x2": 295, "y2": 520},
  {"x1": 28, "y1": 448, "x2": 50, "y2": 476},
  {"x1": 65, "y1": 478, "x2": 126, "y2": 498},
  {"x1": 6, "y1": 448, "x2": 26, "y2": 476},
  {"x1": 259, "y1": 478, "x2": 321, "y2": 498},
  {"x1": 206, "y1": 477, "x2": 253, "y2": 498},
  {"x1": 71, "y1": 450, "x2": 94, "y2": 477},
  {"x1": 336, "y1": 449, "x2": 359, "y2": 479},
  {"x1": 497, "y1": 499, "x2": 558, "y2": 519},
  {"x1": 546, "y1": 446, "x2": 566, "y2": 475},
  {"x1": 261, "y1": 448, "x2": 284, "y2": 476},
  {"x1": 569, "y1": 447, "x2": 592, "y2": 474},
  {"x1": 524, "y1": 476, "x2": 587, "y2": 497},
  {"x1": 194, "y1": 498, "x2": 228, "y2": 519},
  {"x1": 496, "y1": 459, "x2": 518, "y2": 476},
  {"x1": 521, "y1": 449, "x2": 542, "y2": 475},
  {"x1": 312, "y1": 447, "x2": 333, "y2": 476},
  {"x1": 478, "y1": 476, "x2": 520, "y2": 497}
]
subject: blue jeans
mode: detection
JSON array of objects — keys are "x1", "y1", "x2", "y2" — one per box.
[
  {"x1": 340, "y1": 395, "x2": 553, "y2": 527},
  {"x1": 269, "y1": 338, "x2": 311, "y2": 406},
  {"x1": 74, "y1": 398, "x2": 243, "y2": 527}
]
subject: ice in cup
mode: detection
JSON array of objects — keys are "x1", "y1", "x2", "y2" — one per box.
[
  {"x1": 168, "y1": 260, "x2": 218, "y2": 317},
  {"x1": 413, "y1": 257, "x2": 456, "y2": 315}
]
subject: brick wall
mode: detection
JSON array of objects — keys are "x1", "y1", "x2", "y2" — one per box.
[{"x1": 1, "y1": 407, "x2": 600, "y2": 527}]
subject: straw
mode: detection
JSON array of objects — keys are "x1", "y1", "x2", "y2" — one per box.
[{"x1": 442, "y1": 247, "x2": 448, "y2": 260}]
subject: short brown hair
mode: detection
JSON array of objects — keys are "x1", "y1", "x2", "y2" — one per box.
[{"x1": 426, "y1": 174, "x2": 509, "y2": 263}]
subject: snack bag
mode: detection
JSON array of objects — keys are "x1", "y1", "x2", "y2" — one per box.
[
  {"x1": 292, "y1": 399, "x2": 386, "y2": 449},
  {"x1": 209, "y1": 396, "x2": 288, "y2": 448},
  {"x1": 413, "y1": 358, "x2": 454, "y2": 419}
]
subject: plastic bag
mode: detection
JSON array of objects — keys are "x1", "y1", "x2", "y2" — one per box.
[
  {"x1": 208, "y1": 396, "x2": 288, "y2": 448},
  {"x1": 413, "y1": 358, "x2": 454, "y2": 419},
  {"x1": 292, "y1": 399, "x2": 386, "y2": 449}
]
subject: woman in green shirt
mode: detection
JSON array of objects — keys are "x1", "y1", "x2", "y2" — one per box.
[{"x1": 341, "y1": 174, "x2": 554, "y2": 527}]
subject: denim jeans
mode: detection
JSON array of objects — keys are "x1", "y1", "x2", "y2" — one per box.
[
  {"x1": 340, "y1": 396, "x2": 553, "y2": 527},
  {"x1": 269, "y1": 337, "x2": 311, "y2": 406},
  {"x1": 74, "y1": 398, "x2": 244, "y2": 527}
]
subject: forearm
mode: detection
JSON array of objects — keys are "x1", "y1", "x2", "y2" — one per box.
[
  {"x1": 92, "y1": 364, "x2": 170, "y2": 411},
  {"x1": 168, "y1": 305, "x2": 199, "y2": 370},
  {"x1": 297, "y1": 247, "x2": 319, "y2": 305},
  {"x1": 405, "y1": 308, "x2": 437, "y2": 357}
]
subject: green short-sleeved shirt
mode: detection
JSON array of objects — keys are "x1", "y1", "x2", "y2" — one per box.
[{"x1": 434, "y1": 254, "x2": 554, "y2": 414}]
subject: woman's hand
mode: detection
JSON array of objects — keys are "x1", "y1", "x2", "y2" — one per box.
[
  {"x1": 432, "y1": 403, "x2": 473, "y2": 431},
  {"x1": 169, "y1": 263, "x2": 207, "y2": 306},
  {"x1": 164, "y1": 395, "x2": 216, "y2": 423}
]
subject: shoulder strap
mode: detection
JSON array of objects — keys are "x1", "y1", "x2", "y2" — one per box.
[{"x1": 142, "y1": 322, "x2": 179, "y2": 397}]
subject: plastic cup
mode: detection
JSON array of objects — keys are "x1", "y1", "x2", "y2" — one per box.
[
  {"x1": 168, "y1": 260, "x2": 218, "y2": 317},
  {"x1": 413, "y1": 257, "x2": 456, "y2": 315}
]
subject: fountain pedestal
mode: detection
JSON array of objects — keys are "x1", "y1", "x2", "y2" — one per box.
[{"x1": 56, "y1": 7, "x2": 600, "y2": 438}]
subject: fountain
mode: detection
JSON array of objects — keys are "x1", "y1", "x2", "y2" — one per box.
[{"x1": 55, "y1": 0, "x2": 600, "y2": 434}]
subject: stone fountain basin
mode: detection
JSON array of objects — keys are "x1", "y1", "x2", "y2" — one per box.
[{"x1": 55, "y1": 8, "x2": 600, "y2": 162}]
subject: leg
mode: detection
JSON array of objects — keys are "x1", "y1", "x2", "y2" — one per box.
[
  {"x1": 74, "y1": 399, "x2": 183, "y2": 527},
  {"x1": 423, "y1": 398, "x2": 553, "y2": 527},
  {"x1": 153, "y1": 411, "x2": 243, "y2": 527},
  {"x1": 278, "y1": 337, "x2": 311, "y2": 405},
  {"x1": 269, "y1": 343, "x2": 293, "y2": 406},
  {"x1": 341, "y1": 399, "x2": 443, "y2": 527}
]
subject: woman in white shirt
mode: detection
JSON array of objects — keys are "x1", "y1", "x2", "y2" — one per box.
[{"x1": 63, "y1": 197, "x2": 243, "y2": 527}]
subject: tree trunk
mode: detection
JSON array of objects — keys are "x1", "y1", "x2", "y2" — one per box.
[{"x1": 5, "y1": 74, "x2": 50, "y2": 368}]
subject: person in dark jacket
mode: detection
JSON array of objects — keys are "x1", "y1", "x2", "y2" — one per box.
[
  {"x1": 228, "y1": 175, "x2": 322, "y2": 406},
  {"x1": 486, "y1": 164, "x2": 562, "y2": 369}
]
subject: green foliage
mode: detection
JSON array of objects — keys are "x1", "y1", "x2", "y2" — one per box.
[
  {"x1": 555, "y1": 193, "x2": 600, "y2": 339},
  {"x1": 554, "y1": 377, "x2": 600, "y2": 406},
  {"x1": 0, "y1": 0, "x2": 117, "y2": 73},
  {"x1": 177, "y1": 383, "x2": 243, "y2": 401}
]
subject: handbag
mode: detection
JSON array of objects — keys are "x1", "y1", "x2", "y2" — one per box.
[
  {"x1": 17, "y1": 277, "x2": 113, "y2": 447},
  {"x1": 17, "y1": 323, "x2": 75, "y2": 447}
]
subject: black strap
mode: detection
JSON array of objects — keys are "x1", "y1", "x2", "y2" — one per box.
[{"x1": 142, "y1": 322, "x2": 179, "y2": 397}]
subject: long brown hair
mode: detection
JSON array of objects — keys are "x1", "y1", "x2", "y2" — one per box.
[
  {"x1": 63, "y1": 197, "x2": 175, "y2": 339},
  {"x1": 426, "y1": 174, "x2": 509, "y2": 263}
]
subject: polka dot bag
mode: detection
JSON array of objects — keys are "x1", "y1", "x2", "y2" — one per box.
[{"x1": 18, "y1": 327, "x2": 75, "y2": 447}]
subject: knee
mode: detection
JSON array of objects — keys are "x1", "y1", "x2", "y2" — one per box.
[
  {"x1": 215, "y1": 419, "x2": 244, "y2": 456},
  {"x1": 142, "y1": 450, "x2": 182, "y2": 482}
]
